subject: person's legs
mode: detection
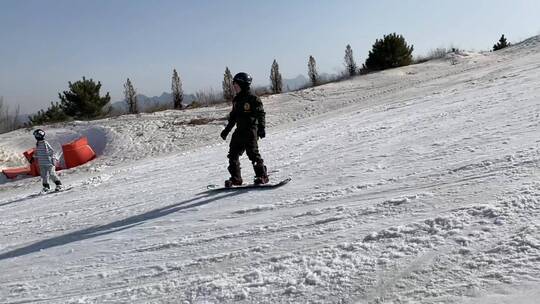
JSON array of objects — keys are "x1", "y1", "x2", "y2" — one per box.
[
  {"x1": 49, "y1": 166, "x2": 62, "y2": 190},
  {"x1": 226, "y1": 134, "x2": 245, "y2": 185},
  {"x1": 39, "y1": 165, "x2": 51, "y2": 191},
  {"x1": 246, "y1": 138, "x2": 268, "y2": 184}
]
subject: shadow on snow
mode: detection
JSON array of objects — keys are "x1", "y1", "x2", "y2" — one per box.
[{"x1": 0, "y1": 187, "x2": 264, "y2": 261}]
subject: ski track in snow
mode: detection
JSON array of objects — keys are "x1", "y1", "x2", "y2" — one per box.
[{"x1": 1, "y1": 37, "x2": 540, "y2": 303}]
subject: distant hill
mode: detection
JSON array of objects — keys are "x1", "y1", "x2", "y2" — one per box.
[
  {"x1": 282, "y1": 73, "x2": 338, "y2": 91},
  {"x1": 283, "y1": 75, "x2": 309, "y2": 91},
  {"x1": 110, "y1": 92, "x2": 196, "y2": 113},
  {"x1": 16, "y1": 114, "x2": 30, "y2": 124}
]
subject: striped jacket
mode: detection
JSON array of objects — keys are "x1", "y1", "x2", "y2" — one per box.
[{"x1": 34, "y1": 140, "x2": 56, "y2": 166}]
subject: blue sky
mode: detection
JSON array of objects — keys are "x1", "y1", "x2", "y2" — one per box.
[{"x1": 1, "y1": 0, "x2": 539, "y2": 113}]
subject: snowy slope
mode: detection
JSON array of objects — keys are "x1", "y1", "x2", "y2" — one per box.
[{"x1": 1, "y1": 36, "x2": 540, "y2": 303}]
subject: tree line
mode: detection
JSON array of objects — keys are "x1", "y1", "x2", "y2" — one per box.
[{"x1": 3, "y1": 33, "x2": 510, "y2": 129}]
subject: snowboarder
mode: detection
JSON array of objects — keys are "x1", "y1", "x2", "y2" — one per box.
[
  {"x1": 30, "y1": 129, "x2": 63, "y2": 192},
  {"x1": 220, "y1": 72, "x2": 269, "y2": 187}
]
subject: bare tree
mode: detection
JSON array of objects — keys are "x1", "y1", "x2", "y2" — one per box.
[
  {"x1": 308, "y1": 55, "x2": 319, "y2": 86},
  {"x1": 270, "y1": 59, "x2": 283, "y2": 94},
  {"x1": 194, "y1": 88, "x2": 222, "y2": 106},
  {"x1": 12, "y1": 104, "x2": 20, "y2": 130},
  {"x1": 222, "y1": 67, "x2": 235, "y2": 102},
  {"x1": 344, "y1": 44, "x2": 357, "y2": 77},
  {"x1": 123, "y1": 78, "x2": 139, "y2": 114},
  {"x1": 172, "y1": 69, "x2": 184, "y2": 110},
  {"x1": 0, "y1": 96, "x2": 7, "y2": 132},
  {"x1": 0, "y1": 97, "x2": 20, "y2": 134}
]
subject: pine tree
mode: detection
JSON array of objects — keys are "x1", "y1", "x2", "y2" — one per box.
[
  {"x1": 172, "y1": 69, "x2": 184, "y2": 110},
  {"x1": 124, "y1": 78, "x2": 138, "y2": 114},
  {"x1": 28, "y1": 101, "x2": 69, "y2": 126},
  {"x1": 365, "y1": 33, "x2": 414, "y2": 71},
  {"x1": 222, "y1": 67, "x2": 235, "y2": 101},
  {"x1": 59, "y1": 77, "x2": 111, "y2": 119},
  {"x1": 270, "y1": 59, "x2": 283, "y2": 94},
  {"x1": 493, "y1": 34, "x2": 510, "y2": 51},
  {"x1": 344, "y1": 44, "x2": 357, "y2": 77},
  {"x1": 308, "y1": 55, "x2": 319, "y2": 86}
]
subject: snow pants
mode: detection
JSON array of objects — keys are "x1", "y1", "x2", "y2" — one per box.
[
  {"x1": 40, "y1": 165, "x2": 61, "y2": 188},
  {"x1": 227, "y1": 130, "x2": 265, "y2": 180}
]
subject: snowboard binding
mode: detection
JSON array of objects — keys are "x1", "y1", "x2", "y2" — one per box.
[{"x1": 225, "y1": 177, "x2": 243, "y2": 188}]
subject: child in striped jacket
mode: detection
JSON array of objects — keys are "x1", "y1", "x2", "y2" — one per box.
[{"x1": 31, "y1": 129, "x2": 63, "y2": 192}]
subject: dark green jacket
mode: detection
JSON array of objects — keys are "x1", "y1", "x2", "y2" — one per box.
[{"x1": 224, "y1": 90, "x2": 265, "y2": 135}]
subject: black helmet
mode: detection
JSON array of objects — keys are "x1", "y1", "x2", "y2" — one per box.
[
  {"x1": 33, "y1": 129, "x2": 45, "y2": 140},
  {"x1": 233, "y1": 72, "x2": 252, "y2": 85}
]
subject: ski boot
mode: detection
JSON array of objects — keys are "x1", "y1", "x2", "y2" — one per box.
[
  {"x1": 54, "y1": 180, "x2": 63, "y2": 192},
  {"x1": 254, "y1": 175, "x2": 269, "y2": 185},
  {"x1": 225, "y1": 177, "x2": 243, "y2": 188},
  {"x1": 225, "y1": 163, "x2": 242, "y2": 188},
  {"x1": 42, "y1": 183, "x2": 51, "y2": 193},
  {"x1": 253, "y1": 163, "x2": 269, "y2": 185}
]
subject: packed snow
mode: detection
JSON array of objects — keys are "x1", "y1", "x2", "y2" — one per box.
[{"x1": 1, "y1": 36, "x2": 540, "y2": 303}]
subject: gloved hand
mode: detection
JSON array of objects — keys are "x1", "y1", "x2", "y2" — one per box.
[
  {"x1": 257, "y1": 128, "x2": 266, "y2": 139},
  {"x1": 220, "y1": 129, "x2": 229, "y2": 140}
]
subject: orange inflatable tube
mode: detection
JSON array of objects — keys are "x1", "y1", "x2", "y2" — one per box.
[
  {"x1": 23, "y1": 148, "x2": 40, "y2": 176},
  {"x1": 2, "y1": 167, "x2": 32, "y2": 179},
  {"x1": 62, "y1": 137, "x2": 96, "y2": 169}
]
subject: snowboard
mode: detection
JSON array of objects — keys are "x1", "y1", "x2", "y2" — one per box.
[
  {"x1": 206, "y1": 178, "x2": 291, "y2": 193},
  {"x1": 33, "y1": 186, "x2": 73, "y2": 198}
]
